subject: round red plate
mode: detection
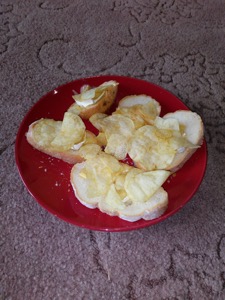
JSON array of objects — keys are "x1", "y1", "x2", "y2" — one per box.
[{"x1": 15, "y1": 75, "x2": 207, "y2": 232}]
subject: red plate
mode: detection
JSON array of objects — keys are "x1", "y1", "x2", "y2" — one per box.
[{"x1": 15, "y1": 75, "x2": 207, "y2": 232}]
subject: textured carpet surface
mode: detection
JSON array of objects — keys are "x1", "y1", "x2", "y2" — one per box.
[{"x1": 1, "y1": 1, "x2": 225, "y2": 299}]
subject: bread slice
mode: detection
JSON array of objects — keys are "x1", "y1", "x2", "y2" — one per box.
[
  {"x1": 131, "y1": 110, "x2": 204, "y2": 173},
  {"x1": 118, "y1": 94, "x2": 161, "y2": 113},
  {"x1": 70, "y1": 162, "x2": 169, "y2": 222},
  {"x1": 99, "y1": 187, "x2": 168, "y2": 222},
  {"x1": 68, "y1": 81, "x2": 118, "y2": 119},
  {"x1": 26, "y1": 120, "x2": 97, "y2": 164},
  {"x1": 163, "y1": 110, "x2": 204, "y2": 172},
  {"x1": 70, "y1": 162, "x2": 103, "y2": 208}
]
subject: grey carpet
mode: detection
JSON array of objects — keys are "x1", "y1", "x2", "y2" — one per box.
[{"x1": 1, "y1": 1, "x2": 225, "y2": 299}]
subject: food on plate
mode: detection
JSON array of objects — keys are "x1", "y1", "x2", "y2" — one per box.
[
  {"x1": 90, "y1": 113, "x2": 135, "y2": 160},
  {"x1": 70, "y1": 152, "x2": 170, "y2": 221},
  {"x1": 128, "y1": 111, "x2": 203, "y2": 172},
  {"x1": 89, "y1": 94, "x2": 162, "y2": 160},
  {"x1": 25, "y1": 80, "x2": 204, "y2": 222},
  {"x1": 115, "y1": 94, "x2": 161, "y2": 129},
  {"x1": 67, "y1": 80, "x2": 118, "y2": 119},
  {"x1": 89, "y1": 94, "x2": 203, "y2": 172},
  {"x1": 163, "y1": 110, "x2": 204, "y2": 172},
  {"x1": 26, "y1": 112, "x2": 98, "y2": 164}
]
